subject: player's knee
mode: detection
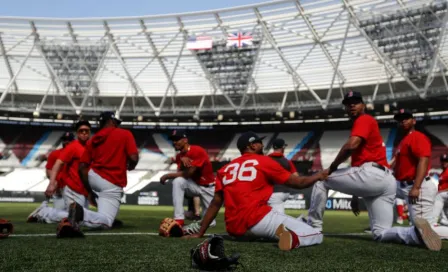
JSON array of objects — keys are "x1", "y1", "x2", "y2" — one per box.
[{"x1": 172, "y1": 177, "x2": 186, "y2": 186}]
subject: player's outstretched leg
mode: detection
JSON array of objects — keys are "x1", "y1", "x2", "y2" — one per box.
[{"x1": 249, "y1": 210, "x2": 323, "y2": 251}]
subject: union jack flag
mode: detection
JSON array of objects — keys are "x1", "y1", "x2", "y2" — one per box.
[{"x1": 226, "y1": 32, "x2": 253, "y2": 48}]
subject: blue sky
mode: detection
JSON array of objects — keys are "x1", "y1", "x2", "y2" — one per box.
[{"x1": 1, "y1": 0, "x2": 269, "y2": 18}]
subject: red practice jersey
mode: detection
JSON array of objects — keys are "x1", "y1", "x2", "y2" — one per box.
[
  {"x1": 350, "y1": 114, "x2": 388, "y2": 167},
  {"x1": 46, "y1": 148, "x2": 66, "y2": 188},
  {"x1": 215, "y1": 153, "x2": 292, "y2": 237},
  {"x1": 393, "y1": 131, "x2": 431, "y2": 181},
  {"x1": 81, "y1": 127, "x2": 138, "y2": 188},
  {"x1": 175, "y1": 145, "x2": 214, "y2": 186},
  {"x1": 59, "y1": 141, "x2": 88, "y2": 196},
  {"x1": 439, "y1": 169, "x2": 448, "y2": 192}
]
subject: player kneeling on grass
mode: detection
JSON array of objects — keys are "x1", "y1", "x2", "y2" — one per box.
[
  {"x1": 57, "y1": 112, "x2": 139, "y2": 238},
  {"x1": 307, "y1": 91, "x2": 442, "y2": 251},
  {"x1": 183, "y1": 131, "x2": 328, "y2": 251},
  {"x1": 160, "y1": 130, "x2": 216, "y2": 232},
  {"x1": 28, "y1": 121, "x2": 91, "y2": 224}
]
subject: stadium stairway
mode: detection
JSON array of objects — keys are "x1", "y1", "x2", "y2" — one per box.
[
  {"x1": 22, "y1": 131, "x2": 63, "y2": 167},
  {"x1": 152, "y1": 133, "x2": 176, "y2": 159}
]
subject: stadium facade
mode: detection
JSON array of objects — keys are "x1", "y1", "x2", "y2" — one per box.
[
  {"x1": 0, "y1": 0, "x2": 447, "y2": 205},
  {"x1": 0, "y1": 0, "x2": 447, "y2": 123}
]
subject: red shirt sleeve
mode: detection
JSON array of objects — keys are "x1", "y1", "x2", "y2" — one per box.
[
  {"x1": 410, "y1": 133, "x2": 431, "y2": 158},
  {"x1": 45, "y1": 150, "x2": 58, "y2": 170},
  {"x1": 59, "y1": 143, "x2": 75, "y2": 163},
  {"x1": 189, "y1": 147, "x2": 207, "y2": 168},
  {"x1": 80, "y1": 141, "x2": 93, "y2": 164},
  {"x1": 125, "y1": 130, "x2": 138, "y2": 156},
  {"x1": 288, "y1": 160, "x2": 297, "y2": 173},
  {"x1": 260, "y1": 157, "x2": 291, "y2": 185},
  {"x1": 351, "y1": 115, "x2": 372, "y2": 140}
]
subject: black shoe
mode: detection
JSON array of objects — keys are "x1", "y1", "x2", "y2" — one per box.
[
  {"x1": 112, "y1": 219, "x2": 123, "y2": 228},
  {"x1": 68, "y1": 202, "x2": 84, "y2": 229}
]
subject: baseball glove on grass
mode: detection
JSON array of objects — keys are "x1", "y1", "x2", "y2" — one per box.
[
  {"x1": 191, "y1": 235, "x2": 241, "y2": 271},
  {"x1": 159, "y1": 218, "x2": 184, "y2": 237},
  {"x1": 0, "y1": 219, "x2": 13, "y2": 239}
]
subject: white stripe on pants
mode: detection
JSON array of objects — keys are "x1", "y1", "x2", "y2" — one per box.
[
  {"x1": 172, "y1": 177, "x2": 215, "y2": 226},
  {"x1": 396, "y1": 179, "x2": 448, "y2": 239},
  {"x1": 80, "y1": 169, "x2": 123, "y2": 229},
  {"x1": 37, "y1": 186, "x2": 88, "y2": 224},
  {"x1": 268, "y1": 192, "x2": 290, "y2": 214},
  {"x1": 249, "y1": 210, "x2": 323, "y2": 248},
  {"x1": 307, "y1": 163, "x2": 421, "y2": 245}
]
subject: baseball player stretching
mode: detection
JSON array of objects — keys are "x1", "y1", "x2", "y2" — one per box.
[
  {"x1": 267, "y1": 138, "x2": 298, "y2": 214},
  {"x1": 160, "y1": 130, "x2": 216, "y2": 228},
  {"x1": 392, "y1": 110, "x2": 448, "y2": 238},
  {"x1": 45, "y1": 132, "x2": 75, "y2": 210},
  {"x1": 184, "y1": 132, "x2": 327, "y2": 251},
  {"x1": 60, "y1": 111, "x2": 139, "y2": 236},
  {"x1": 307, "y1": 91, "x2": 441, "y2": 251},
  {"x1": 431, "y1": 154, "x2": 448, "y2": 226},
  {"x1": 27, "y1": 121, "x2": 91, "y2": 224}
]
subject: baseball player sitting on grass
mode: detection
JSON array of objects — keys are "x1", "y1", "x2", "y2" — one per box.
[
  {"x1": 27, "y1": 121, "x2": 92, "y2": 224},
  {"x1": 57, "y1": 112, "x2": 139, "y2": 238},
  {"x1": 160, "y1": 130, "x2": 216, "y2": 232},
  {"x1": 183, "y1": 131, "x2": 327, "y2": 251},
  {"x1": 267, "y1": 138, "x2": 299, "y2": 214},
  {"x1": 307, "y1": 91, "x2": 442, "y2": 251}
]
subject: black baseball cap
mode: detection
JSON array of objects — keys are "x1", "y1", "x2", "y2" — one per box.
[
  {"x1": 342, "y1": 90, "x2": 364, "y2": 105},
  {"x1": 394, "y1": 109, "x2": 414, "y2": 121},
  {"x1": 168, "y1": 129, "x2": 187, "y2": 141},
  {"x1": 272, "y1": 138, "x2": 287, "y2": 149},
  {"x1": 60, "y1": 131, "x2": 75, "y2": 142},
  {"x1": 75, "y1": 120, "x2": 91, "y2": 130},
  {"x1": 99, "y1": 111, "x2": 121, "y2": 126},
  {"x1": 237, "y1": 131, "x2": 266, "y2": 152},
  {"x1": 441, "y1": 154, "x2": 448, "y2": 163}
]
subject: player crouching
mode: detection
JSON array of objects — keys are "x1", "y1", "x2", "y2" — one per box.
[{"x1": 183, "y1": 132, "x2": 328, "y2": 251}]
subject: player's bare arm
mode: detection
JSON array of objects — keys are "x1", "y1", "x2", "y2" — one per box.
[
  {"x1": 409, "y1": 156, "x2": 429, "y2": 204},
  {"x1": 329, "y1": 136, "x2": 362, "y2": 173},
  {"x1": 160, "y1": 166, "x2": 198, "y2": 184},
  {"x1": 388, "y1": 156, "x2": 396, "y2": 169},
  {"x1": 284, "y1": 170, "x2": 328, "y2": 189},
  {"x1": 183, "y1": 191, "x2": 224, "y2": 239},
  {"x1": 78, "y1": 162, "x2": 97, "y2": 207},
  {"x1": 45, "y1": 159, "x2": 64, "y2": 197},
  {"x1": 127, "y1": 153, "x2": 139, "y2": 170}
]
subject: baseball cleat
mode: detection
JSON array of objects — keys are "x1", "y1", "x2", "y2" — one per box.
[
  {"x1": 414, "y1": 218, "x2": 442, "y2": 251},
  {"x1": 364, "y1": 227, "x2": 372, "y2": 234},
  {"x1": 57, "y1": 218, "x2": 84, "y2": 238},
  {"x1": 275, "y1": 224, "x2": 300, "y2": 251},
  {"x1": 26, "y1": 201, "x2": 48, "y2": 223},
  {"x1": 183, "y1": 221, "x2": 201, "y2": 235},
  {"x1": 68, "y1": 202, "x2": 84, "y2": 229}
]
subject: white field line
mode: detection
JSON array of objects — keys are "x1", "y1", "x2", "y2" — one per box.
[{"x1": 11, "y1": 232, "x2": 371, "y2": 237}]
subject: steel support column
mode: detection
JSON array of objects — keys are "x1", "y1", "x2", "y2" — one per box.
[
  {"x1": 343, "y1": 0, "x2": 423, "y2": 97},
  {"x1": 0, "y1": 33, "x2": 18, "y2": 93},
  {"x1": 30, "y1": 21, "x2": 78, "y2": 112},
  {"x1": 103, "y1": 21, "x2": 157, "y2": 113},
  {"x1": 0, "y1": 44, "x2": 35, "y2": 105},
  {"x1": 254, "y1": 8, "x2": 323, "y2": 107},
  {"x1": 326, "y1": 20, "x2": 350, "y2": 104}
]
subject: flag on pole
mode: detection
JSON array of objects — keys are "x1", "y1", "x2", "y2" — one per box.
[
  {"x1": 186, "y1": 36, "x2": 213, "y2": 50},
  {"x1": 226, "y1": 32, "x2": 253, "y2": 48}
]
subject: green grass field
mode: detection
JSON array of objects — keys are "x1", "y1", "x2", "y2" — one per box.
[{"x1": 1, "y1": 203, "x2": 447, "y2": 271}]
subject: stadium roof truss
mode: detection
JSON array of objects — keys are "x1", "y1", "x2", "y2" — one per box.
[{"x1": 0, "y1": 0, "x2": 447, "y2": 119}]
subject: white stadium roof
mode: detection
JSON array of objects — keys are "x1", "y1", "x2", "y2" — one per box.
[{"x1": 0, "y1": 0, "x2": 447, "y2": 118}]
